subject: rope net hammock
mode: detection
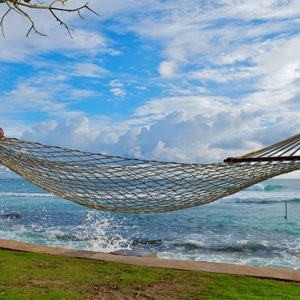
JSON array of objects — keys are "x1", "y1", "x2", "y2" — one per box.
[{"x1": 0, "y1": 133, "x2": 300, "y2": 213}]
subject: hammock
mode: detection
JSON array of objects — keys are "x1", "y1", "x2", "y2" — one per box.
[{"x1": 0, "y1": 133, "x2": 300, "y2": 213}]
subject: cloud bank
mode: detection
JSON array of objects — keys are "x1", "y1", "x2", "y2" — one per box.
[{"x1": 1, "y1": 1, "x2": 300, "y2": 180}]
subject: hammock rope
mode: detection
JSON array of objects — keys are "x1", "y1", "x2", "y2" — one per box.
[{"x1": 0, "y1": 133, "x2": 300, "y2": 213}]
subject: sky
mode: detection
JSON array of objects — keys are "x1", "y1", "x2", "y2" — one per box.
[{"x1": 1, "y1": 0, "x2": 300, "y2": 178}]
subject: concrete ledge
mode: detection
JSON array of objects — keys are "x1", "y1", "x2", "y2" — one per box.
[{"x1": 0, "y1": 239, "x2": 299, "y2": 282}]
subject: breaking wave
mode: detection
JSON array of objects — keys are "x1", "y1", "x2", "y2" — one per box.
[
  {"x1": 0, "y1": 210, "x2": 132, "y2": 253},
  {"x1": 247, "y1": 183, "x2": 288, "y2": 192},
  {"x1": 0, "y1": 192, "x2": 53, "y2": 198}
]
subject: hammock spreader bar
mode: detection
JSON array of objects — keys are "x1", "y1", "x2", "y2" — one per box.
[
  {"x1": 0, "y1": 131, "x2": 300, "y2": 214},
  {"x1": 224, "y1": 134, "x2": 300, "y2": 163},
  {"x1": 224, "y1": 156, "x2": 300, "y2": 163}
]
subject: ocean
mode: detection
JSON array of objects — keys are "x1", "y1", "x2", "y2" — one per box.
[{"x1": 0, "y1": 178, "x2": 299, "y2": 270}]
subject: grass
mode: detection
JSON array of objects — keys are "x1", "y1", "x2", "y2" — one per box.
[{"x1": 0, "y1": 249, "x2": 299, "y2": 299}]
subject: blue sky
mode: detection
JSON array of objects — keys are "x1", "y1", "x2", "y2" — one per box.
[{"x1": 1, "y1": 0, "x2": 300, "y2": 177}]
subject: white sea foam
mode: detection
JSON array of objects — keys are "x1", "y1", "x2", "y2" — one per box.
[
  {"x1": 158, "y1": 251, "x2": 300, "y2": 270},
  {"x1": 158, "y1": 234, "x2": 300, "y2": 270},
  {"x1": 246, "y1": 183, "x2": 265, "y2": 191},
  {"x1": 0, "y1": 211, "x2": 132, "y2": 253},
  {"x1": 77, "y1": 211, "x2": 132, "y2": 252},
  {"x1": 0, "y1": 192, "x2": 54, "y2": 198}
]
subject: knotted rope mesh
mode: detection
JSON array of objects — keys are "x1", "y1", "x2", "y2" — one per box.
[{"x1": 0, "y1": 135, "x2": 300, "y2": 213}]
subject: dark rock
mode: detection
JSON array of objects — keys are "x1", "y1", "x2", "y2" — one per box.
[
  {"x1": 0, "y1": 213, "x2": 21, "y2": 220},
  {"x1": 110, "y1": 249, "x2": 157, "y2": 257}
]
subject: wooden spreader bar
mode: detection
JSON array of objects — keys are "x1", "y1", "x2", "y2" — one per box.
[{"x1": 224, "y1": 156, "x2": 300, "y2": 163}]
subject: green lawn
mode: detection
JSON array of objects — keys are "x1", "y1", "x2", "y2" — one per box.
[{"x1": 0, "y1": 249, "x2": 299, "y2": 299}]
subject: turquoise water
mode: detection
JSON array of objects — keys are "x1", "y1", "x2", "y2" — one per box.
[{"x1": 0, "y1": 178, "x2": 299, "y2": 269}]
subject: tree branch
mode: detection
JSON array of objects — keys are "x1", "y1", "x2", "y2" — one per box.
[{"x1": 0, "y1": 0, "x2": 99, "y2": 37}]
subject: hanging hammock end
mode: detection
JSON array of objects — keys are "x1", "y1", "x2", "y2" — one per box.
[
  {"x1": 0, "y1": 128, "x2": 4, "y2": 138},
  {"x1": 224, "y1": 157, "x2": 235, "y2": 163}
]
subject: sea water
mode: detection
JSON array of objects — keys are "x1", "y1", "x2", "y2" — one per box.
[{"x1": 0, "y1": 178, "x2": 299, "y2": 269}]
